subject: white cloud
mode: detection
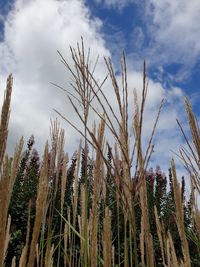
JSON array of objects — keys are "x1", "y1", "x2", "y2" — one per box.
[
  {"x1": 0, "y1": 0, "x2": 110, "y2": 154},
  {"x1": 0, "y1": 0, "x2": 188, "y2": 175},
  {"x1": 145, "y1": 0, "x2": 200, "y2": 69},
  {"x1": 95, "y1": 0, "x2": 200, "y2": 80}
]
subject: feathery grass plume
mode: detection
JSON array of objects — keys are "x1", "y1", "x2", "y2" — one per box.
[
  {"x1": 0, "y1": 75, "x2": 23, "y2": 267},
  {"x1": 154, "y1": 206, "x2": 167, "y2": 267},
  {"x1": 57, "y1": 42, "x2": 131, "y2": 191},
  {"x1": 166, "y1": 237, "x2": 170, "y2": 267},
  {"x1": 189, "y1": 175, "x2": 200, "y2": 249},
  {"x1": 11, "y1": 256, "x2": 16, "y2": 267},
  {"x1": 67, "y1": 208, "x2": 74, "y2": 267},
  {"x1": 49, "y1": 119, "x2": 59, "y2": 176},
  {"x1": 56, "y1": 38, "x2": 100, "y2": 179},
  {"x1": 3, "y1": 215, "x2": 11, "y2": 261},
  {"x1": 124, "y1": 217, "x2": 128, "y2": 267},
  {"x1": 44, "y1": 120, "x2": 61, "y2": 265},
  {"x1": 0, "y1": 74, "x2": 13, "y2": 165},
  {"x1": 19, "y1": 201, "x2": 31, "y2": 267},
  {"x1": 177, "y1": 98, "x2": 200, "y2": 193},
  {"x1": 0, "y1": 137, "x2": 24, "y2": 267},
  {"x1": 19, "y1": 236, "x2": 29, "y2": 267},
  {"x1": 55, "y1": 44, "x2": 158, "y2": 265},
  {"x1": 0, "y1": 157, "x2": 10, "y2": 265},
  {"x1": 116, "y1": 57, "x2": 137, "y2": 265},
  {"x1": 80, "y1": 184, "x2": 88, "y2": 264},
  {"x1": 72, "y1": 142, "x2": 81, "y2": 225},
  {"x1": 104, "y1": 55, "x2": 141, "y2": 265},
  {"x1": 167, "y1": 231, "x2": 179, "y2": 267},
  {"x1": 187, "y1": 177, "x2": 200, "y2": 253},
  {"x1": 55, "y1": 39, "x2": 102, "y2": 266},
  {"x1": 65, "y1": 148, "x2": 80, "y2": 266},
  {"x1": 89, "y1": 207, "x2": 98, "y2": 267},
  {"x1": 49, "y1": 119, "x2": 65, "y2": 198},
  {"x1": 61, "y1": 153, "x2": 68, "y2": 214},
  {"x1": 193, "y1": 210, "x2": 200, "y2": 239},
  {"x1": 89, "y1": 117, "x2": 105, "y2": 267},
  {"x1": 113, "y1": 143, "x2": 122, "y2": 265},
  {"x1": 55, "y1": 127, "x2": 65, "y2": 192},
  {"x1": 185, "y1": 97, "x2": 200, "y2": 165},
  {"x1": 103, "y1": 207, "x2": 112, "y2": 267},
  {"x1": 135, "y1": 65, "x2": 163, "y2": 267},
  {"x1": 133, "y1": 64, "x2": 155, "y2": 267},
  {"x1": 139, "y1": 215, "x2": 145, "y2": 267},
  {"x1": 64, "y1": 223, "x2": 69, "y2": 267},
  {"x1": 45, "y1": 244, "x2": 54, "y2": 267},
  {"x1": 27, "y1": 142, "x2": 49, "y2": 267},
  {"x1": 56, "y1": 152, "x2": 68, "y2": 266},
  {"x1": 45, "y1": 121, "x2": 65, "y2": 267},
  {"x1": 70, "y1": 142, "x2": 81, "y2": 266},
  {"x1": 71, "y1": 142, "x2": 82, "y2": 263},
  {"x1": 171, "y1": 159, "x2": 191, "y2": 267},
  {"x1": 3, "y1": 41, "x2": 200, "y2": 266},
  {"x1": 36, "y1": 244, "x2": 39, "y2": 267},
  {"x1": 187, "y1": 177, "x2": 200, "y2": 243},
  {"x1": 53, "y1": 41, "x2": 197, "y2": 266}
]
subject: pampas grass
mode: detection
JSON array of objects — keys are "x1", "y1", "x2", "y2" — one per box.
[{"x1": 0, "y1": 41, "x2": 199, "y2": 267}]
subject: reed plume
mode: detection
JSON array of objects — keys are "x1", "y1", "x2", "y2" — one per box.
[{"x1": 0, "y1": 75, "x2": 24, "y2": 267}]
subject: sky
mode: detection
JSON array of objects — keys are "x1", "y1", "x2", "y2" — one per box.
[{"x1": 0, "y1": 0, "x2": 199, "y2": 178}]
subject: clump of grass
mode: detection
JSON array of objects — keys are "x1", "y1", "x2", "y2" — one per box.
[{"x1": 0, "y1": 41, "x2": 199, "y2": 266}]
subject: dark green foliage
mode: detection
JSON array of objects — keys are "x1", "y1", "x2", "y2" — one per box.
[
  {"x1": 105, "y1": 146, "x2": 115, "y2": 207},
  {"x1": 78, "y1": 147, "x2": 94, "y2": 214},
  {"x1": 51, "y1": 153, "x2": 77, "y2": 267},
  {"x1": 6, "y1": 138, "x2": 200, "y2": 266},
  {"x1": 154, "y1": 166, "x2": 167, "y2": 215},
  {"x1": 53, "y1": 152, "x2": 77, "y2": 224},
  {"x1": 146, "y1": 168, "x2": 155, "y2": 228},
  {"x1": 80, "y1": 146, "x2": 89, "y2": 185},
  {"x1": 7, "y1": 136, "x2": 40, "y2": 265}
]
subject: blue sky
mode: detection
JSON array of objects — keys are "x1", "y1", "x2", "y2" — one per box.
[
  {"x1": 87, "y1": 0, "x2": 200, "y2": 110},
  {"x1": 103, "y1": 1, "x2": 199, "y2": 110},
  {"x1": 0, "y1": 0, "x2": 199, "y2": 175},
  {"x1": 1, "y1": 0, "x2": 198, "y2": 111}
]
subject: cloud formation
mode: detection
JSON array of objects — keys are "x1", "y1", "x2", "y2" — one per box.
[
  {"x1": 0, "y1": 0, "x2": 110, "y2": 154},
  {"x1": 0, "y1": 0, "x2": 188, "y2": 174},
  {"x1": 145, "y1": 0, "x2": 200, "y2": 66},
  {"x1": 94, "y1": 0, "x2": 200, "y2": 80}
]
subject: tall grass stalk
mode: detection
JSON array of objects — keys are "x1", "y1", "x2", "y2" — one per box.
[
  {"x1": 27, "y1": 143, "x2": 49, "y2": 267},
  {"x1": 0, "y1": 75, "x2": 24, "y2": 267}
]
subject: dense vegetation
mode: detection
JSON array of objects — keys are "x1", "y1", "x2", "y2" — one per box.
[
  {"x1": 0, "y1": 42, "x2": 199, "y2": 266},
  {"x1": 5, "y1": 138, "x2": 200, "y2": 266}
]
